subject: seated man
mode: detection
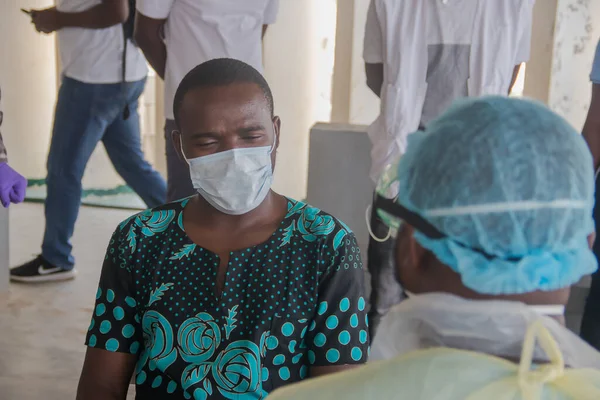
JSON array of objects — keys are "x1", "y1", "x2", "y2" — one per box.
[
  {"x1": 76, "y1": 59, "x2": 369, "y2": 400},
  {"x1": 269, "y1": 96, "x2": 600, "y2": 398}
]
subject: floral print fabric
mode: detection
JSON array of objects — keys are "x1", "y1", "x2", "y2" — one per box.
[{"x1": 86, "y1": 198, "x2": 369, "y2": 399}]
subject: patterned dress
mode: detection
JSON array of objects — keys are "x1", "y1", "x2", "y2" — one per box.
[{"x1": 86, "y1": 198, "x2": 369, "y2": 399}]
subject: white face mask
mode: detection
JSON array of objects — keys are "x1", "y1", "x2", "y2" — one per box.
[{"x1": 182, "y1": 140, "x2": 275, "y2": 215}]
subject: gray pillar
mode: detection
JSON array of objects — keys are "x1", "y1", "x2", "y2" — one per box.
[{"x1": 0, "y1": 207, "x2": 8, "y2": 292}]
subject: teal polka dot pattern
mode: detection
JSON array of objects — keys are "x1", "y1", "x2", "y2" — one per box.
[
  {"x1": 151, "y1": 376, "x2": 162, "y2": 388},
  {"x1": 85, "y1": 198, "x2": 370, "y2": 398},
  {"x1": 99, "y1": 320, "x2": 112, "y2": 334},
  {"x1": 288, "y1": 340, "x2": 297, "y2": 353},
  {"x1": 125, "y1": 296, "x2": 137, "y2": 308},
  {"x1": 266, "y1": 335, "x2": 279, "y2": 350},
  {"x1": 95, "y1": 303, "x2": 106, "y2": 317},
  {"x1": 299, "y1": 365, "x2": 308, "y2": 379},
  {"x1": 317, "y1": 301, "x2": 328, "y2": 315},
  {"x1": 351, "y1": 347, "x2": 363, "y2": 361},
  {"x1": 339, "y1": 297, "x2": 350, "y2": 312},
  {"x1": 350, "y1": 313, "x2": 359, "y2": 328},
  {"x1": 130, "y1": 341, "x2": 140, "y2": 354},
  {"x1": 326, "y1": 315, "x2": 339, "y2": 330},
  {"x1": 359, "y1": 330, "x2": 368, "y2": 344},
  {"x1": 281, "y1": 322, "x2": 295, "y2": 337},
  {"x1": 314, "y1": 333, "x2": 327, "y2": 347},
  {"x1": 136, "y1": 371, "x2": 147, "y2": 385},
  {"x1": 358, "y1": 297, "x2": 366, "y2": 311},
  {"x1": 273, "y1": 355, "x2": 286, "y2": 366},
  {"x1": 113, "y1": 306, "x2": 125, "y2": 321},
  {"x1": 338, "y1": 330, "x2": 351, "y2": 345},
  {"x1": 326, "y1": 349, "x2": 340, "y2": 363},
  {"x1": 167, "y1": 381, "x2": 177, "y2": 394},
  {"x1": 122, "y1": 324, "x2": 135, "y2": 338},
  {"x1": 105, "y1": 338, "x2": 119, "y2": 352},
  {"x1": 279, "y1": 367, "x2": 291, "y2": 381}
]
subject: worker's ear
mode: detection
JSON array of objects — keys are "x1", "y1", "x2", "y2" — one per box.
[
  {"x1": 395, "y1": 224, "x2": 427, "y2": 292},
  {"x1": 589, "y1": 232, "x2": 596, "y2": 249}
]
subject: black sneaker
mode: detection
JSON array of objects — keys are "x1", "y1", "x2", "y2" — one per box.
[{"x1": 10, "y1": 256, "x2": 77, "y2": 283}]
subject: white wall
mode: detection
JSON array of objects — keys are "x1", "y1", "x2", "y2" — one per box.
[
  {"x1": 0, "y1": 0, "x2": 57, "y2": 179},
  {"x1": 263, "y1": 0, "x2": 337, "y2": 200},
  {"x1": 548, "y1": 0, "x2": 600, "y2": 131}
]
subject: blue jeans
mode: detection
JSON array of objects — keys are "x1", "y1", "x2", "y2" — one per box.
[
  {"x1": 42, "y1": 77, "x2": 167, "y2": 270},
  {"x1": 582, "y1": 173, "x2": 600, "y2": 349}
]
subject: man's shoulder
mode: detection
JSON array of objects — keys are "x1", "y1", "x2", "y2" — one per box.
[
  {"x1": 283, "y1": 198, "x2": 356, "y2": 249},
  {"x1": 115, "y1": 199, "x2": 187, "y2": 237}
]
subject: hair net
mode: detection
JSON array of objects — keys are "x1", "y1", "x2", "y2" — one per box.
[
  {"x1": 268, "y1": 321, "x2": 600, "y2": 400},
  {"x1": 396, "y1": 96, "x2": 597, "y2": 295}
]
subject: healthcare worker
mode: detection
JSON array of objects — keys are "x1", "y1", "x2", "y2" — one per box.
[
  {"x1": 0, "y1": 87, "x2": 27, "y2": 208},
  {"x1": 268, "y1": 96, "x2": 600, "y2": 399},
  {"x1": 368, "y1": 96, "x2": 600, "y2": 369},
  {"x1": 268, "y1": 322, "x2": 600, "y2": 399},
  {"x1": 363, "y1": 0, "x2": 536, "y2": 338}
]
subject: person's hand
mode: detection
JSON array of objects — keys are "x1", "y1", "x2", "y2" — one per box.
[
  {"x1": 31, "y1": 7, "x2": 63, "y2": 34},
  {"x1": 0, "y1": 163, "x2": 27, "y2": 207}
]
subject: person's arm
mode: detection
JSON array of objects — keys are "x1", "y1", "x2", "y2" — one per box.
[
  {"x1": 365, "y1": 63, "x2": 384, "y2": 98},
  {"x1": 262, "y1": 25, "x2": 268, "y2": 39},
  {"x1": 306, "y1": 227, "x2": 369, "y2": 378},
  {"x1": 583, "y1": 84, "x2": 600, "y2": 170},
  {"x1": 134, "y1": 12, "x2": 167, "y2": 79},
  {"x1": 76, "y1": 225, "x2": 143, "y2": 399},
  {"x1": 363, "y1": 0, "x2": 384, "y2": 98},
  {"x1": 31, "y1": 1, "x2": 129, "y2": 34},
  {"x1": 77, "y1": 349, "x2": 137, "y2": 400}
]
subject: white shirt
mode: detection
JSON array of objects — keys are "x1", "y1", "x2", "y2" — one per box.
[
  {"x1": 363, "y1": 0, "x2": 534, "y2": 183},
  {"x1": 136, "y1": 0, "x2": 279, "y2": 120},
  {"x1": 56, "y1": 0, "x2": 148, "y2": 84}
]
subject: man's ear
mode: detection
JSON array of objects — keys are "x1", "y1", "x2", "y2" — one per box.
[
  {"x1": 172, "y1": 130, "x2": 185, "y2": 161},
  {"x1": 272, "y1": 116, "x2": 281, "y2": 151},
  {"x1": 589, "y1": 232, "x2": 596, "y2": 249}
]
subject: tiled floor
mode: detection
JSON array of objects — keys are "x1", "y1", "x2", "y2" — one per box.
[{"x1": 0, "y1": 203, "x2": 137, "y2": 400}]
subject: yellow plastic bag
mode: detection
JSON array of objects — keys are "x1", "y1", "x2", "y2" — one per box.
[{"x1": 268, "y1": 321, "x2": 600, "y2": 400}]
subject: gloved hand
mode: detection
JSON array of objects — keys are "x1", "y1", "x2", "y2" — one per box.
[{"x1": 0, "y1": 162, "x2": 27, "y2": 207}]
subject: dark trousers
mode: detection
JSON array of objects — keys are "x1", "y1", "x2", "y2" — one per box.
[
  {"x1": 581, "y1": 174, "x2": 600, "y2": 349},
  {"x1": 366, "y1": 195, "x2": 404, "y2": 339}
]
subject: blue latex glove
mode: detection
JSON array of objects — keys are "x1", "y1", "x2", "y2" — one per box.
[{"x1": 0, "y1": 162, "x2": 26, "y2": 207}]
